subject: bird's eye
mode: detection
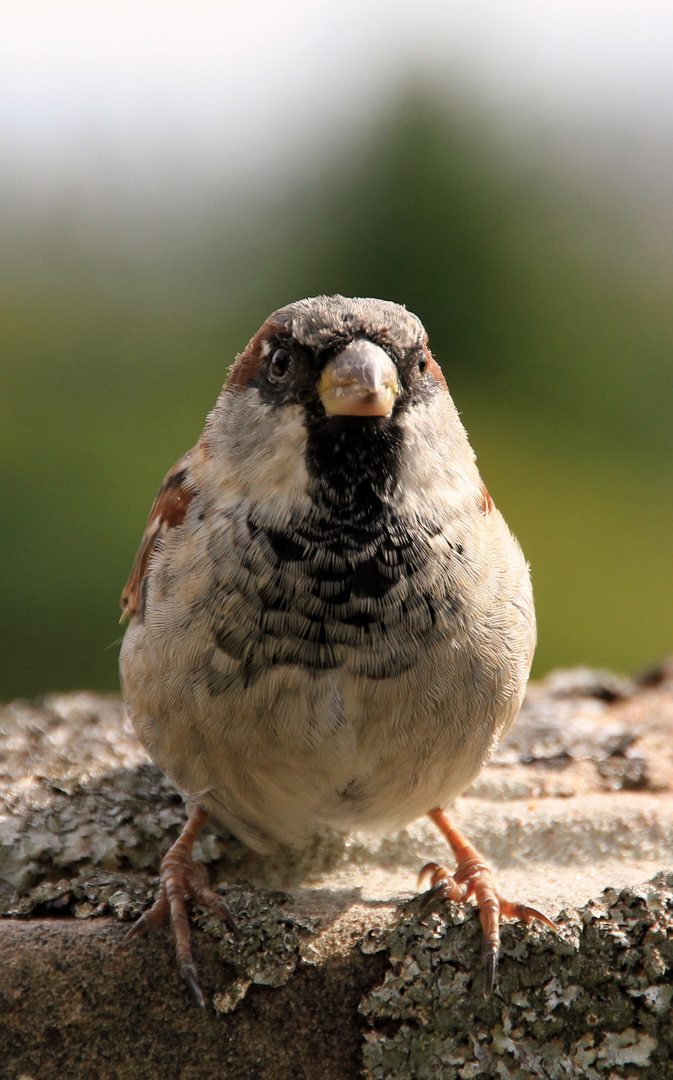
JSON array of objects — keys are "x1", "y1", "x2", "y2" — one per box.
[
  {"x1": 270, "y1": 347, "x2": 290, "y2": 378},
  {"x1": 418, "y1": 355, "x2": 427, "y2": 374}
]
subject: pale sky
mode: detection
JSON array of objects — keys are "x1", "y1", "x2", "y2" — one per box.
[{"x1": 1, "y1": 1, "x2": 672, "y2": 205}]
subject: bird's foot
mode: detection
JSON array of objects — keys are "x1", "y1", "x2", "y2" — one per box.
[
  {"x1": 124, "y1": 806, "x2": 240, "y2": 1007},
  {"x1": 420, "y1": 808, "x2": 556, "y2": 997}
]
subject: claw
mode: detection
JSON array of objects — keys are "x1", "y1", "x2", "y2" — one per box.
[
  {"x1": 217, "y1": 901, "x2": 242, "y2": 942},
  {"x1": 191, "y1": 885, "x2": 242, "y2": 941},
  {"x1": 484, "y1": 948, "x2": 498, "y2": 999},
  {"x1": 500, "y1": 900, "x2": 557, "y2": 931},
  {"x1": 418, "y1": 879, "x2": 450, "y2": 916},
  {"x1": 123, "y1": 912, "x2": 154, "y2": 945},
  {"x1": 182, "y1": 963, "x2": 206, "y2": 1009},
  {"x1": 123, "y1": 887, "x2": 169, "y2": 944}
]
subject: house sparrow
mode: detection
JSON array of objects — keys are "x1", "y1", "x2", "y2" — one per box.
[{"x1": 120, "y1": 295, "x2": 552, "y2": 1006}]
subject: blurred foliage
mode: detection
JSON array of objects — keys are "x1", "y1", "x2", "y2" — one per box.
[{"x1": 1, "y1": 88, "x2": 671, "y2": 699}]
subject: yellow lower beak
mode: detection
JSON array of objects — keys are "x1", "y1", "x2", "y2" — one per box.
[{"x1": 319, "y1": 339, "x2": 399, "y2": 418}]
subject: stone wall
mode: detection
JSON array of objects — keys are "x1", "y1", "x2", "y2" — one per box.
[{"x1": 2, "y1": 661, "x2": 673, "y2": 1078}]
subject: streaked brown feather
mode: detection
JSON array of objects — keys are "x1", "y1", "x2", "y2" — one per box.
[
  {"x1": 121, "y1": 451, "x2": 197, "y2": 619},
  {"x1": 422, "y1": 341, "x2": 445, "y2": 385}
]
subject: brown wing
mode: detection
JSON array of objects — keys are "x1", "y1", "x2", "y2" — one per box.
[{"x1": 121, "y1": 450, "x2": 197, "y2": 619}]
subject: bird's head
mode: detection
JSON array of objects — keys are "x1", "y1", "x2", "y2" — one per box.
[
  {"x1": 223, "y1": 294, "x2": 444, "y2": 415},
  {"x1": 201, "y1": 295, "x2": 476, "y2": 514}
]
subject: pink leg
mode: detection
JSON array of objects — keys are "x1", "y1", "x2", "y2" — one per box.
[
  {"x1": 420, "y1": 808, "x2": 556, "y2": 997},
  {"x1": 125, "y1": 806, "x2": 240, "y2": 1007}
]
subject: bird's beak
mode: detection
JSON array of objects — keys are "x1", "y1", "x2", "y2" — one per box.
[{"x1": 318, "y1": 339, "x2": 399, "y2": 418}]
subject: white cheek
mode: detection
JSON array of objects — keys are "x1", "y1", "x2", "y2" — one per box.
[
  {"x1": 211, "y1": 392, "x2": 312, "y2": 513},
  {"x1": 394, "y1": 395, "x2": 480, "y2": 517}
]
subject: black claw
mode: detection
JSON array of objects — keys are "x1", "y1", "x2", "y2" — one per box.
[
  {"x1": 212, "y1": 894, "x2": 242, "y2": 941},
  {"x1": 123, "y1": 915, "x2": 149, "y2": 945},
  {"x1": 225, "y1": 909, "x2": 243, "y2": 942},
  {"x1": 418, "y1": 880, "x2": 448, "y2": 916},
  {"x1": 483, "y1": 949, "x2": 498, "y2": 999},
  {"x1": 183, "y1": 964, "x2": 206, "y2": 1008},
  {"x1": 201, "y1": 893, "x2": 242, "y2": 941}
]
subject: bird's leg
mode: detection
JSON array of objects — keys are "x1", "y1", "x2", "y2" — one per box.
[
  {"x1": 124, "y1": 805, "x2": 240, "y2": 1007},
  {"x1": 419, "y1": 808, "x2": 555, "y2": 997}
]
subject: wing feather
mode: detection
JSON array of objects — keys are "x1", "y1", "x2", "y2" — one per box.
[{"x1": 121, "y1": 450, "x2": 197, "y2": 619}]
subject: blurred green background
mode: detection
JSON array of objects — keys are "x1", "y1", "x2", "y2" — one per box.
[{"x1": 2, "y1": 53, "x2": 672, "y2": 699}]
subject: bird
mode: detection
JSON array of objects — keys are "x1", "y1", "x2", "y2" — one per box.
[{"x1": 120, "y1": 294, "x2": 553, "y2": 1007}]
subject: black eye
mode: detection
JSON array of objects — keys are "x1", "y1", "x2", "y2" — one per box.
[
  {"x1": 418, "y1": 355, "x2": 427, "y2": 374},
  {"x1": 270, "y1": 347, "x2": 290, "y2": 378}
]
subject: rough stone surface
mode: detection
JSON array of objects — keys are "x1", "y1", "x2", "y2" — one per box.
[
  {"x1": 360, "y1": 874, "x2": 673, "y2": 1080},
  {"x1": 2, "y1": 661, "x2": 673, "y2": 1078}
]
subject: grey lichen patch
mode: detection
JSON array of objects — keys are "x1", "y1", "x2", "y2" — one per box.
[
  {"x1": 0, "y1": 693, "x2": 186, "y2": 903},
  {"x1": 194, "y1": 885, "x2": 320, "y2": 1013},
  {"x1": 0, "y1": 760, "x2": 187, "y2": 904},
  {"x1": 360, "y1": 874, "x2": 673, "y2": 1080},
  {"x1": 2, "y1": 865, "x2": 164, "y2": 924}
]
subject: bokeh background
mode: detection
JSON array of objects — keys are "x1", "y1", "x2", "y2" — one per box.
[{"x1": 2, "y1": 1, "x2": 672, "y2": 700}]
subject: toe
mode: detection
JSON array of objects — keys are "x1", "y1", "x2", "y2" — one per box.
[
  {"x1": 123, "y1": 885, "x2": 169, "y2": 944},
  {"x1": 498, "y1": 898, "x2": 557, "y2": 930}
]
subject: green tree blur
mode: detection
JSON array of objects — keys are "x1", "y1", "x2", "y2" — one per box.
[{"x1": 1, "y1": 90, "x2": 671, "y2": 699}]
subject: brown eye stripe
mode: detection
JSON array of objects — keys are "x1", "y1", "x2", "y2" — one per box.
[
  {"x1": 480, "y1": 482, "x2": 494, "y2": 514},
  {"x1": 422, "y1": 342, "x2": 445, "y2": 384},
  {"x1": 225, "y1": 321, "x2": 285, "y2": 391}
]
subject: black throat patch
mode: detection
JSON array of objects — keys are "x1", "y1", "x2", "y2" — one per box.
[
  {"x1": 206, "y1": 415, "x2": 460, "y2": 690},
  {"x1": 303, "y1": 410, "x2": 405, "y2": 525}
]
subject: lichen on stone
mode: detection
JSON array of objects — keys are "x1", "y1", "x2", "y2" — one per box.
[
  {"x1": 196, "y1": 884, "x2": 319, "y2": 1012},
  {"x1": 359, "y1": 874, "x2": 673, "y2": 1079}
]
